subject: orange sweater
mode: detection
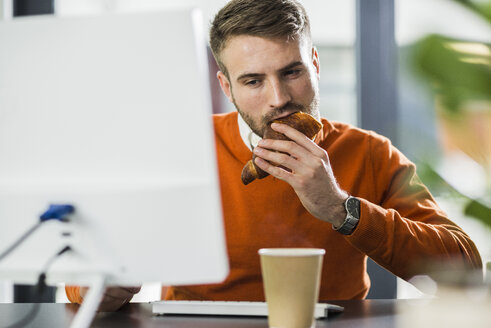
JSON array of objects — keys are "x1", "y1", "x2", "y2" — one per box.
[{"x1": 66, "y1": 112, "x2": 481, "y2": 303}]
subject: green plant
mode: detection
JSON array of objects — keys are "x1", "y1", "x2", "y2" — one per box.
[
  {"x1": 411, "y1": 1, "x2": 490, "y2": 112},
  {"x1": 410, "y1": 0, "x2": 491, "y2": 227}
]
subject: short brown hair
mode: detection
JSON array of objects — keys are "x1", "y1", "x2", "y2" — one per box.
[{"x1": 209, "y1": 0, "x2": 311, "y2": 76}]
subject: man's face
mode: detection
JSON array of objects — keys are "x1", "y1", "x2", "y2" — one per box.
[{"x1": 217, "y1": 35, "x2": 321, "y2": 137}]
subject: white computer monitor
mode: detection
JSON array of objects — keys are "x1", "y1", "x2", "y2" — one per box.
[{"x1": 0, "y1": 8, "x2": 228, "y2": 294}]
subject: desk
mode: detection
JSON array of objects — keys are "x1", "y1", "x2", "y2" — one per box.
[{"x1": 0, "y1": 300, "x2": 407, "y2": 327}]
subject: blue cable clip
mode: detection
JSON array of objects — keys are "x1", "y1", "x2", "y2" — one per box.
[{"x1": 40, "y1": 204, "x2": 75, "y2": 222}]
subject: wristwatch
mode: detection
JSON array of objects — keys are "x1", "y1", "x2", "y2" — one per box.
[{"x1": 334, "y1": 196, "x2": 360, "y2": 235}]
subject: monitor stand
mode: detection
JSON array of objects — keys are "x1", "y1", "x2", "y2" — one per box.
[{"x1": 70, "y1": 273, "x2": 106, "y2": 328}]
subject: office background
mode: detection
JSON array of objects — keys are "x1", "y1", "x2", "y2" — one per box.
[{"x1": 1, "y1": 0, "x2": 490, "y2": 303}]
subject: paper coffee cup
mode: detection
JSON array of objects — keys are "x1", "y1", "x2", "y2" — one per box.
[{"x1": 259, "y1": 248, "x2": 325, "y2": 328}]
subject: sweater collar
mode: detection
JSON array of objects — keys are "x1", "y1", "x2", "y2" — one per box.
[{"x1": 237, "y1": 113, "x2": 261, "y2": 151}]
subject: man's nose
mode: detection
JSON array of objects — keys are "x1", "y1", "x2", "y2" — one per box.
[{"x1": 267, "y1": 79, "x2": 291, "y2": 109}]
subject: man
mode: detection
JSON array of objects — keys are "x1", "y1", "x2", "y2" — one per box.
[{"x1": 66, "y1": 0, "x2": 482, "y2": 310}]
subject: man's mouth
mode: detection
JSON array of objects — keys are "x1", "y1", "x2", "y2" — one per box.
[{"x1": 269, "y1": 111, "x2": 299, "y2": 124}]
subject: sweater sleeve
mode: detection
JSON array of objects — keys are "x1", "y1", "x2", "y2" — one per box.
[
  {"x1": 65, "y1": 285, "x2": 83, "y2": 304},
  {"x1": 346, "y1": 134, "x2": 482, "y2": 280}
]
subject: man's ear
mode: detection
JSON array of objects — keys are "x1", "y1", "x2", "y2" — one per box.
[
  {"x1": 217, "y1": 71, "x2": 233, "y2": 103},
  {"x1": 312, "y1": 46, "x2": 320, "y2": 80}
]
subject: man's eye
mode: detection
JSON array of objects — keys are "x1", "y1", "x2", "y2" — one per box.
[
  {"x1": 245, "y1": 80, "x2": 260, "y2": 86},
  {"x1": 285, "y1": 69, "x2": 301, "y2": 77}
]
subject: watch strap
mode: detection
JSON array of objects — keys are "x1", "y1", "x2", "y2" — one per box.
[{"x1": 334, "y1": 196, "x2": 360, "y2": 235}]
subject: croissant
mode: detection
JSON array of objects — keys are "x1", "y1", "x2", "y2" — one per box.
[{"x1": 241, "y1": 112, "x2": 323, "y2": 185}]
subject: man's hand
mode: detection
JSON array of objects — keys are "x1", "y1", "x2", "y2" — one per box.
[
  {"x1": 80, "y1": 286, "x2": 141, "y2": 312},
  {"x1": 253, "y1": 122, "x2": 348, "y2": 227}
]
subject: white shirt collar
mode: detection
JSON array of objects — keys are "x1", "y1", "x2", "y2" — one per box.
[{"x1": 237, "y1": 113, "x2": 262, "y2": 151}]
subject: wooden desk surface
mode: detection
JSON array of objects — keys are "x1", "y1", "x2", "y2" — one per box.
[{"x1": 0, "y1": 299, "x2": 405, "y2": 327}]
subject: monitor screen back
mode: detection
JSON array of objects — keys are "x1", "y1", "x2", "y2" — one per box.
[{"x1": 0, "y1": 9, "x2": 229, "y2": 286}]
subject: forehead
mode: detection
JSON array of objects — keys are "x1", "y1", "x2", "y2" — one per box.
[{"x1": 220, "y1": 35, "x2": 311, "y2": 78}]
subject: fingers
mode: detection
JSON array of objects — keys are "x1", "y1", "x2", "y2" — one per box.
[
  {"x1": 80, "y1": 286, "x2": 141, "y2": 312},
  {"x1": 102, "y1": 286, "x2": 141, "y2": 302},
  {"x1": 257, "y1": 138, "x2": 310, "y2": 161},
  {"x1": 122, "y1": 286, "x2": 142, "y2": 294},
  {"x1": 254, "y1": 124, "x2": 328, "y2": 174},
  {"x1": 269, "y1": 123, "x2": 327, "y2": 158},
  {"x1": 254, "y1": 157, "x2": 293, "y2": 183},
  {"x1": 253, "y1": 146, "x2": 303, "y2": 173},
  {"x1": 253, "y1": 122, "x2": 330, "y2": 185},
  {"x1": 99, "y1": 287, "x2": 141, "y2": 312}
]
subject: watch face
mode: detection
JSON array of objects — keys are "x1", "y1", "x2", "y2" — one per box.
[{"x1": 346, "y1": 197, "x2": 360, "y2": 219}]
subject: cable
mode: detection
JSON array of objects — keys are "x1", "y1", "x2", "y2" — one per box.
[
  {"x1": 3, "y1": 246, "x2": 72, "y2": 328},
  {"x1": 0, "y1": 205, "x2": 74, "y2": 327},
  {"x1": 0, "y1": 204, "x2": 74, "y2": 263},
  {"x1": 0, "y1": 222, "x2": 42, "y2": 262}
]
